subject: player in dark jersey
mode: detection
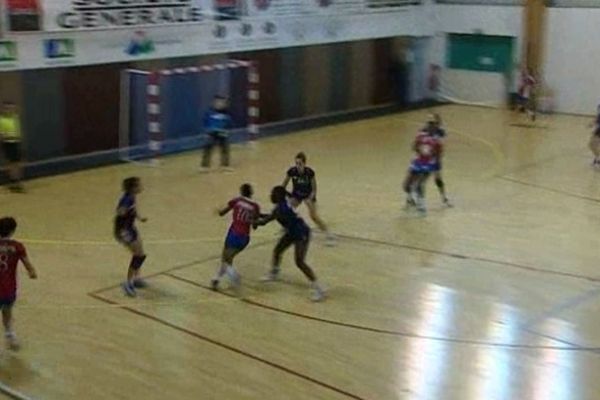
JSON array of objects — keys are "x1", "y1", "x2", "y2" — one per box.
[
  {"x1": 114, "y1": 177, "x2": 148, "y2": 297},
  {"x1": 283, "y1": 152, "x2": 334, "y2": 245},
  {"x1": 427, "y1": 114, "x2": 451, "y2": 206},
  {"x1": 254, "y1": 186, "x2": 325, "y2": 302},
  {"x1": 589, "y1": 104, "x2": 600, "y2": 166},
  {"x1": 211, "y1": 183, "x2": 261, "y2": 291},
  {"x1": 0, "y1": 217, "x2": 37, "y2": 350}
]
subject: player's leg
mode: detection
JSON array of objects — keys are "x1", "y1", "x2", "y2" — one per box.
[
  {"x1": 211, "y1": 239, "x2": 245, "y2": 290},
  {"x1": 262, "y1": 234, "x2": 294, "y2": 281},
  {"x1": 218, "y1": 136, "x2": 231, "y2": 169},
  {"x1": 289, "y1": 196, "x2": 302, "y2": 208},
  {"x1": 1, "y1": 302, "x2": 18, "y2": 350},
  {"x1": 121, "y1": 234, "x2": 147, "y2": 296},
  {"x1": 414, "y1": 172, "x2": 429, "y2": 213},
  {"x1": 200, "y1": 135, "x2": 216, "y2": 170},
  {"x1": 589, "y1": 135, "x2": 600, "y2": 165},
  {"x1": 304, "y1": 198, "x2": 334, "y2": 244},
  {"x1": 403, "y1": 170, "x2": 418, "y2": 208},
  {"x1": 434, "y1": 170, "x2": 451, "y2": 206},
  {"x1": 293, "y1": 233, "x2": 325, "y2": 301}
]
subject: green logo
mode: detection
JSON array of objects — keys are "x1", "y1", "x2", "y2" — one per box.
[{"x1": 0, "y1": 42, "x2": 17, "y2": 63}]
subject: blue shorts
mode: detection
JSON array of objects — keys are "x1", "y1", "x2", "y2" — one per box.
[
  {"x1": 518, "y1": 95, "x2": 530, "y2": 106},
  {"x1": 430, "y1": 161, "x2": 441, "y2": 172},
  {"x1": 409, "y1": 160, "x2": 435, "y2": 174},
  {"x1": 225, "y1": 230, "x2": 250, "y2": 251},
  {"x1": 116, "y1": 227, "x2": 139, "y2": 245},
  {"x1": 0, "y1": 297, "x2": 15, "y2": 308}
]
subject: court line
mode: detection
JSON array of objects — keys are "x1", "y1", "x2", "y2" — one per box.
[
  {"x1": 162, "y1": 272, "x2": 592, "y2": 352},
  {"x1": 88, "y1": 239, "x2": 275, "y2": 296},
  {"x1": 499, "y1": 176, "x2": 600, "y2": 204},
  {"x1": 0, "y1": 382, "x2": 35, "y2": 400},
  {"x1": 336, "y1": 233, "x2": 600, "y2": 283},
  {"x1": 20, "y1": 234, "x2": 276, "y2": 247},
  {"x1": 89, "y1": 292, "x2": 369, "y2": 400}
]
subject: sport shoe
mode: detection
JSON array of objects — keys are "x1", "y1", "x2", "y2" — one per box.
[
  {"x1": 133, "y1": 279, "x2": 148, "y2": 289},
  {"x1": 261, "y1": 269, "x2": 280, "y2": 282},
  {"x1": 310, "y1": 288, "x2": 326, "y2": 302},
  {"x1": 210, "y1": 279, "x2": 220, "y2": 291},
  {"x1": 325, "y1": 233, "x2": 337, "y2": 247},
  {"x1": 220, "y1": 166, "x2": 235, "y2": 173},
  {"x1": 443, "y1": 198, "x2": 453, "y2": 208},
  {"x1": 122, "y1": 282, "x2": 136, "y2": 297},
  {"x1": 198, "y1": 166, "x2": 210, "y2": 173},
  {"x1": 6, "y1": 334, "x2": 20, "y2": 351}
]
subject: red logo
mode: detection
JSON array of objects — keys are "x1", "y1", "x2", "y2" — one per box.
[{"x1": 254, "y1": 0, "x2": 271, "y2": 10}]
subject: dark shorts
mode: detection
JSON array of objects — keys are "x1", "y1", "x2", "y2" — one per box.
[
  {"x1": 2, "y1": 142, "x2": 21, "y2": 162},
  {"x1": 115, "y1": 227, "x2": 139, "y2": 245},
  {"x1": 0, "y1": 297, "x2": 16, "y2": 308},
  {"x1": 225, "y1": 230, "x2": 250, "y2": 251},
  {"x1": 409, "y1": 160, "x2": 435, "y2": 174},
  {"x1": 431, "y1": 161, "x2": 442, "y2": 172},
  {"x1": 291, "y1": 192, "x2": 316, "y2": 203}
]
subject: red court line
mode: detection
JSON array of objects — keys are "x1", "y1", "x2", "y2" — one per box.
[
  {"x1": 88, "y1": 292, "x2": 368, "y2": 400},
  {"x1": 499, "y1": 176, "x2": 600, "y2": 204},
  {"x1": 163, "y1": 273, "x2": 596, "y2": 352},
  {"x1": 336, "y1": 234, "x2": 600, "y2": 283}
]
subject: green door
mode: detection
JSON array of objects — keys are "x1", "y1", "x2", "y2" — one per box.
[{"x1": 447, "y1": 34, "x2": 514, "y2": 73}]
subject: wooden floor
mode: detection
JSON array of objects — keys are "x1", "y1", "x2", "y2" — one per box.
[{"x1": 2, "y1": 105, "x2": 600, "y2": 400}]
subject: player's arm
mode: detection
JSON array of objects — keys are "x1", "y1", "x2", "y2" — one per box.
[
  {"x1": 21, "y1": 256, "x2": 37, "y2": 279},
  {"x1": 254, "y1": 210, "x2": 276, "y2": 228},
  {"x1": 217, "y1": 204, "x2": 232, "y2": 217}
]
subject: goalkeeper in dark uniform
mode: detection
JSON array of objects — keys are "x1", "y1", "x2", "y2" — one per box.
[{"x1": 200, "y1": 95, "x2": 233, "y2": 172}]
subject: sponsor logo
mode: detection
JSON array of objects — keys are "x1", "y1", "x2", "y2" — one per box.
[
  {"x1": 213, "y1": 25, "x2": 227, "y2": 39},
  {"x1": 0, "y1": 42, "x2": 18, "y2": 63},
  {"x1": 56, "y1": 1, "x2": 203, "y2": 30},
  {"x1": 240, "y1": 23, "x2": 252, "y2": 37},
  {"x1": 44, "y1": 39, "x2": 75, "y2": 59},
  {"x1": 263, "y1": 21, "x2": 276, "y2": 35},
  {"x1": 125, "y1": 31, "x2": 155, "y2": 56}
]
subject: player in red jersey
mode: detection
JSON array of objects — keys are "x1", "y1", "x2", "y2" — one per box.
[
  {"x1": 0, "y1": 217, "x2": 37, "y2": 350},
  {"x1": 403, "y1": 128, "x2": 441, "y2": 213},
  {"x1": 211, "y1": 183, "x2": 261, "y2": 291},
  {"x1": 517, "y1": 68, "x2": 537, "y2": 121}
]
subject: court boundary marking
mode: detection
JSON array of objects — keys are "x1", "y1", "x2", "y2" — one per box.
[
  {"x1": 88, "y1": 291, "x2": 368, "y2": 400},
  {"x1": 0, "y1": 382, "x2": 35, "y2": 400},
  {"x1": 161, "y1": 272, "x2": 595, "y2": 351},
  {"x1": 88, "y1": 234, "x2": 600, "y2": 351},
  {"x1": 499, "y1": 176, "x2": 600, "y2": 204}
]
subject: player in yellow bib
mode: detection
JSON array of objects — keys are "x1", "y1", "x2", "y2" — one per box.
[{"x1": 0, "y1": 102, "x2": 24, "y2": 192}]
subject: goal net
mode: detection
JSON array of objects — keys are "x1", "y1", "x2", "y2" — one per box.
[{"x1": 119, "y1": 60, "x2": 259, "y2": 163}]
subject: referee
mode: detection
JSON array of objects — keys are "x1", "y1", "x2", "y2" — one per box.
[{"x1": 0, "y1": 102, "x2": 24, "y2": 192}]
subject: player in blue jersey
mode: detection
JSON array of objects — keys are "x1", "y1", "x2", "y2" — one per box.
[
  {"x1": 254, "y1": 186, "x2": 325, "y2": 302},
  {"x1": 114, "y1": 177, "x2": 148, "y2": 297},
  {"x1": 200, "y1": 95, "x2": 233, "y2": 172},
  {"x1": 211, "y1": 183, "x2": 261, "y2": 291}
]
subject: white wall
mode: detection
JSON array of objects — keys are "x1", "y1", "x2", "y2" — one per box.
[
  {"x1": 426, "y1": 4, "x2": 523, "y2": 105},
  {"x1": 544, "y1": 8, "x2": 600, "y2": 115}
]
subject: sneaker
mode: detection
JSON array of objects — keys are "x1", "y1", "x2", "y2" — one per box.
[
  {"x1": 122, "y1": 282, "x2": 136, "y2": 297},
  {"x1": 133, "y1": 279, "x2": 148, "y2": 289},
  {"x1": 443, "y1": 198, "x2": 453, "y2": 208},
  {"x1": 261, "y1": 269, "x2": 280, "y2": 282},
  {"x1": 310, "y1": 288, "x2": 326, "y2": 302},
  {"x1": 220, "y1": 166, "x2": 235, "y2": 173},
  {"x1": 6, "y1": 334, "x2": 20, "y2": 351},
  {"x1": 198, "y1": 166, "x2": 211, "y2": 173},
  {"x1": 210, "y1": 279, "x2": 219, "y2": 291},
  {"x1": 227, "y1": 270, "x2": 241, "y2": 289}
]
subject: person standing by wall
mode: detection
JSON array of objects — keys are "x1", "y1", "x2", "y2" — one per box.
[
  {"x1": 0, "y1": 102, "x2": 24, "y2": 192},
  {"x1": 200, "y1": 96, "x2": 233, "y2": 172}
]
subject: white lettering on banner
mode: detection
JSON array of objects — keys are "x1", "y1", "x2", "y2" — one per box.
[{"x1": 53, "y1": 0, "x2": 204, "y2": 29}]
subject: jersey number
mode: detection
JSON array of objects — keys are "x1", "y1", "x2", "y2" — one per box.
[
  {"x1": 0, "y1": 254, "x2": 8, "y2": 272},
  {"x1": 235, "y1": 209, "x2": 254, "y2": 223}
]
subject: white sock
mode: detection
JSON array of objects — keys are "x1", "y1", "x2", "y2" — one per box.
[
  {"x1": 5, "y1": 331, "x2": 14, "y2": 338},
  {"x1": 311, "y1": 281, "x2": 323, "y2": 292},
  {"x1": 225, "y1": 265, "x2": 238, "y2": 280},
  {"x1": 214, "y1": 263, "x2": 228, "y2": 281}
]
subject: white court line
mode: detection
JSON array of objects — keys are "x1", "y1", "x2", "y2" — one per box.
[{"x1": 0, "y1": 381, "x2": 35, "y2": 400}]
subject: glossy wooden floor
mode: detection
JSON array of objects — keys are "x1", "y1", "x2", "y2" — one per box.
[{"x1": 2, "y1": 105, "x2": 600, "y2": 400}]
